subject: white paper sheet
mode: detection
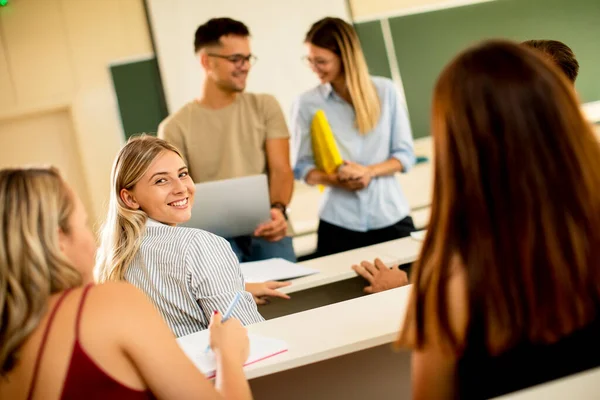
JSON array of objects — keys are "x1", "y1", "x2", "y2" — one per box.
[
  {"x1": 240, "y1": 258, "x2": 319, "y2": 283},
  {"x1": 178, "y1": 333, "x2": 288, "y2": 378}
]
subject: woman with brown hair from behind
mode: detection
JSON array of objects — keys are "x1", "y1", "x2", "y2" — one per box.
[
  {"x1": 398, "y1": 40, "x2": 600, "y2": 399},
  {"x1": 0, "y1": 167, "x2": 253, "y2": 400}
]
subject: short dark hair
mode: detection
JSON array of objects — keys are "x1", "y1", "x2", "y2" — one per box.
[
  {"x1": 522, "y1": 40, "x2": 579, "y2": 83},
  {"x1": 193, "y1": 18, "x2": 250, "y2": 53}
]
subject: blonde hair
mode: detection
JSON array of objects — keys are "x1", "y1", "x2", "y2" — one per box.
[
  {"x1": 305, "y1": 17, "x2": 381, "y2": 134},
  {"x1": 0, "y1": 167, "x2": 81, "y2": 376},
  {"x1": 95, "y1": 135, "x2": 183, "y2": 282}
]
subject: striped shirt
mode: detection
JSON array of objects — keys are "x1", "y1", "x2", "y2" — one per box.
[{"x1": 124, "y1": 219, "x2": 264, "y2": 337}]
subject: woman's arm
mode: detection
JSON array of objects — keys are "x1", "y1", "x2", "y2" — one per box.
[
  {"x1": 412, "y1": 348, "x2": 458, "y2": 400},
  {"x1": 388, "y1": 84, "x2": 416, "y2": 173},
  {"x1": 367, "y1": 158, "x2": 403, "y2": 177},
  {"x1": 245, "y1": 281, "x2": 291, "y2": 305},
  {"x1": 96, "y1": 282, "x2": 252, "y2": 400},
  {"x1": 188, "y1": 234, "x2": 264, "y2": 325},
  {"x1": 406, "y1": 265, "x2": 469, "y2": 399}
]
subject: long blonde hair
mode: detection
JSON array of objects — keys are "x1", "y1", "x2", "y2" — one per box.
[
  {"x1": 0, "y1": 167, "x2": 81, "y2": 376},
  {"x1": 95, "y1": 135, "x2": 183, "y2": 282},
  {"x1": 305, "y1": 17, "x2": 381, "y2": 134}
]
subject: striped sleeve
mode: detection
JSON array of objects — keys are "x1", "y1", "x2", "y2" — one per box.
[{"x1": 185, "y1": 231, "x2": 264, "y2": 326}]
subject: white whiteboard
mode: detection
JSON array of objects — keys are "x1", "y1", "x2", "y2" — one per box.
[{"x1": 146, "y1": 0, "x2": 351, "y2": 117}]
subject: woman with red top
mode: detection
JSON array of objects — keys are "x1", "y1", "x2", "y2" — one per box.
[{"x1": 0, "y1": 167, "x2": 253, "y2": 400}]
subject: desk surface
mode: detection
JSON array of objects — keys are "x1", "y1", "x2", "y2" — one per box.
[
  {"x1": 284, "y1": 236, "x2": 422, "y2": 294},
  {"x1": 178, "y1": 285, "x2": 412, "y2": 380}
]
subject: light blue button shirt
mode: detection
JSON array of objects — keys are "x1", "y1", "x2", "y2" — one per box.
[{"x1": 291, "y1": 76, "x2": 415, "y2": 232}]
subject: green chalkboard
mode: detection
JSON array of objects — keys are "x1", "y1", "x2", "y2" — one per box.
[
  {"x1": 354, "y1": 21, "x2": 393, "y2": 79},
  {"x1": 356, "y1": 0, "x2": 600, "y2": 139},
  {"x1": 110, "y1": 57, "x2": 168, "y2": 139}
]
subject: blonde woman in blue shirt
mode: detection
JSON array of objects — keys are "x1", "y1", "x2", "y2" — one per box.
[{"x1": 292, "y1": 17, "x2": 416, "y2": 257}]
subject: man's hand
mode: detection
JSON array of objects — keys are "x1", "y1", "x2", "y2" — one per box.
[
  {"x1": 253, "y1": 208, "x2": 287, "y2": 242},
  {"x1": 352, "y1": 258, "x2": 409, "y2": 294},
  {"x1": 245, "y1": 281, "x2": 292, "y2": 305}
]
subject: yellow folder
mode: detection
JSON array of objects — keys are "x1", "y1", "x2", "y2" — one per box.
[
  {"x1": 311, "y1": 110, "x2": 343, "y2": 173},
  {"x1": 311, "y1": 110, "x2": 343, "y2": 192}
]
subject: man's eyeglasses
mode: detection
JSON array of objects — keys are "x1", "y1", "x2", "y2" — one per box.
[{"x1": 207, "y1": 53, "x2": 257, "y2": 67}]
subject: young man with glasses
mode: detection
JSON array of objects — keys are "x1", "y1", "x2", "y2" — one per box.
[{"x1": 159, "y1": 18, "x2": 296, "y2": 263}]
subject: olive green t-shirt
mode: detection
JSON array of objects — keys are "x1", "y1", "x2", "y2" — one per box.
[{"x1": 158, "y1": 92, "x2": 290, "y2": 183}]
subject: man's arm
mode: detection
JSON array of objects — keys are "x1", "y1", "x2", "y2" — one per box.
[
  {"x1": 265, "y1": 138, "x2": 294, "y2": 206},
  {"x1": 253, "y1": 95, "x2": 294, "y2": 241}
]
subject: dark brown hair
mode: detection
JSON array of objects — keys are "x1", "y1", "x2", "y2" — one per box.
[
  {"x1": 194, "y1": 18, "x2": 250, "y2": 53},
  {"x1": 522, "y1": 40, "x2": 579, "y2": 83},
  {"x1": 400, "y1": 40, "x2": 600, "y2": 355}
]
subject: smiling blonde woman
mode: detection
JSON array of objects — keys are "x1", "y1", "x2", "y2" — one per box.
[{"x1": 95, "y1": 135, "x2": 289, "y2": 337}]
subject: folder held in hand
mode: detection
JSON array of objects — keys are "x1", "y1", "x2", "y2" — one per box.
[{"x1": 311, "y1": 110, "x2": 343, "y2": 192}]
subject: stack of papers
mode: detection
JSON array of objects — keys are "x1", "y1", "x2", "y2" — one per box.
[
  {"x1": 239, "y1": 258, "x2": 319, "y2": 283},
  {"x1": 178, "y1": 333, "x2": 288, "y2": 378}
]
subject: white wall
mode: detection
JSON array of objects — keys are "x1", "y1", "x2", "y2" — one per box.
[
  {"x1": 0, "y1": 0, "x2": 153, "y2": 227},
  {"x1": 146, "y1": 0, "x2": 351, "y2": 118}
]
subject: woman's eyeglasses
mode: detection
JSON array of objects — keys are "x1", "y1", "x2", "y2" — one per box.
[{"x1": 302, "y1": 56, "x2": 334, "y2": 69}]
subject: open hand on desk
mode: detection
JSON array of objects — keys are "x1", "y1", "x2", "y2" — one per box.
[
  {"x1": 253, "y1": 208, "x2": 287, "y2": 242},
  {"x1": 245, "y1": 281, "x2": 291, "y2": 305},
  {"x1": 352, "y1": 258, "x2": 409, "y2": 294},
  {"x1": 209, "y1": 311, "x2": 249, "y2": 364}
]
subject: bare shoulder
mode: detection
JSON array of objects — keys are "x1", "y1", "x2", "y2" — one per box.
[{"x1": 84, "y1": 282, "x2": 156, "y2": 321}]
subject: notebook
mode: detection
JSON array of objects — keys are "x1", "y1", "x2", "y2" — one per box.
[
  {"x1": 240, "y1": 258, "x2": 319, "y2": 283},
  {"x1": 178, "y1": 333, "x2": 288, "y2": 378}
]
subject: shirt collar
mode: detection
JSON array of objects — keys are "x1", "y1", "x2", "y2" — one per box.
[
  {"x1": 319, "y1": 83, "x2": 335, "y2": 100},
  {"x1": 146, "y1": 218, "x2": 165, "y2": 227}
]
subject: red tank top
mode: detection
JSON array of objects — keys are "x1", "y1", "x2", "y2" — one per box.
[{"x1": 27, "y1": 284, "x2": 155, "y2": 400}]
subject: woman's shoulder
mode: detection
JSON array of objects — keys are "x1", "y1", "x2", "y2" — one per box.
[
  {"x1": 144, "y1": 224, "x2": 212, "y2": 244},
  {"x1": 370, "y1": 76, "x2": 398, "y2": 96},
  {"x1": 78, "y1": 283, "x2": 169, "y2": 346},
  {"x1": 85, "y1": 282, "x2": 149, "y2": 306},
  {"x1": 142, "y1": 225, "x2": 231, "y2": 259},
  {"x1": 294, "y1": 85, "x2": 327, "y2": 107}
]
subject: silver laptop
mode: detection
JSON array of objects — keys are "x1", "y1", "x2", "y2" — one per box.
[{"x1": 182, "y1": 174, "x2": 271, "y2": 238}]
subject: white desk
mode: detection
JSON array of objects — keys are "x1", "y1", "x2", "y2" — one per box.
[
  {"x1": 412, "y1": 206, "x2": 431, "y2": 229},
  {"x1": 284, "y1": 236, "x2": 422, "y2": 295},
  {"x1": 493, "y1": 367, "x2": 600, "y2": 400},
  {"x1": 259, "y1": 236, "x2": 421, "y2": 320},
  {"x1": 179, "y1": 285, "x2": 413, "y2": 400}
]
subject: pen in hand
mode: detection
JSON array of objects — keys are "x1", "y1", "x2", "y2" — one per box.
[{"x1": 205, "y1": 292, "x2": 243, "y2": 353}]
